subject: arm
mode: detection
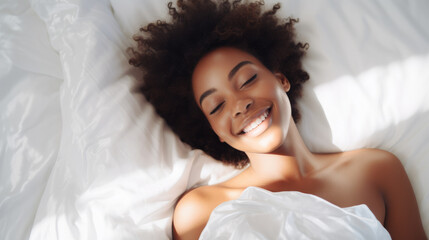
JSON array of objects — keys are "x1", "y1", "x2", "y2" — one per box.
[
  {"x1": 373, "y1": 150, "x2": 427, "y2": 239},
  {"x1": 172, "y1": 189, "x2": 213, "y2": 240}
]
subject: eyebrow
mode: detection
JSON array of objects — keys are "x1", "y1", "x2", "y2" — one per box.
[
  {"x1": 199, "y1": 88, "x2": 216, "y2": 106},
  {"x1": 228, "y1": 61, "x2": 252, "y2": 80},
  {"x1": 199, "y1": 60, "x2": 253, "y2": 106}
]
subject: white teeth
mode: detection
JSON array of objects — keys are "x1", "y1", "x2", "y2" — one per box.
[{"x1": 243, "y1": 110, "x2": 269, "y2": 133}]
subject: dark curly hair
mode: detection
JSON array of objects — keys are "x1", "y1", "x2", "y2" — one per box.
[{"x1": 129, "y1": 0, "x2": 309, "y2": 168}]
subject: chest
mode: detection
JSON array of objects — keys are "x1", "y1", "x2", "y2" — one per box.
[{"x1": 262, "y1": 172, "x2": 386, "y2": 224}]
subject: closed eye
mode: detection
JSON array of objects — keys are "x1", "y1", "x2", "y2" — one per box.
[
  {"x1": 240, "y1": 74, "x2": 257, "y2": 89},
  {"x1": 210, "y1": 102, "x2": 224, "y2": 115}
]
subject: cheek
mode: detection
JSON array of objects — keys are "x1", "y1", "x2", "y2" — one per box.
[
  {"x1": 208, "y1": 116, "x2": 231, "y2": 140},
  {"x1": 257, "y1": 77, "x2": 283, "y2": 97},
  {"x1": 278, "y1": 92, "x2": 292, "y2": 121},
  {"x1": 273, "y1": 82, "x2": 290, "y2": 108}
]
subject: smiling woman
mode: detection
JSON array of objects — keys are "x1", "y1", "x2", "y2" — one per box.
[
  {"x1": 192, "y1": 47, "x2": 292, "y2": 153},
  {"x1": 129, "y1": 0, "x2": 309, "y2": 167},
  {"x1": 129, "y1": 0, "x2": 426, "y2": 239}
]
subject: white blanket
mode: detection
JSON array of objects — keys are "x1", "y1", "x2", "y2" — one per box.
[
  {"x1": 200, "y1": 187, "x2": 391, "y2": 240},
  {"x1": 1, "y1": 0, "x2": 428, "y2": 239}
]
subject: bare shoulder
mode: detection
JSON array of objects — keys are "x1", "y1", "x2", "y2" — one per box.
[
  {"x1": 322, "y1": 148, "x2": 404, "y2": 194},
  {"x1": 342, "y1": 148, "x2": 398, "y2": 162},
  {"x1": 362, "y1": 148, "x2": 403, "y2": 174},
  {"x1": 172, "y1": 185, "x2": 225, "y2": 240},
  {"x1": 337, "y1": 148, "x2": 407, "y2": 186},
  {"x1": 355, "y1": 148, "x2": 408, "y2": 182},
  {"x1": 350, "y1": 148, "x2": 427, "y2": 239},
  {"x1": 334, "y1": 148, "x2": 401, "y2": 172}
]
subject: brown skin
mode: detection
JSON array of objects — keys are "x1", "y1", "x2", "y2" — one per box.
[{"x1": 172, "y1": 47, "x2": 427, "y2": 240}]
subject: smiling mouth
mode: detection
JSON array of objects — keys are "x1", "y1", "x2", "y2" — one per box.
[{"x1": 238, "y1": 107, "x2": 272, "y2": 135}]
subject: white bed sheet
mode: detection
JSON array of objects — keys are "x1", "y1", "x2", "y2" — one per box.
[
  {"x1": 0, "y1": 1, "x2": 62, "y2": 239},
  {"x1": 200, "y1": 187, "x2": 391, "y2": 240},
  {"x1": 1, "y1": 0, "x2": 428, "y2": 239}
]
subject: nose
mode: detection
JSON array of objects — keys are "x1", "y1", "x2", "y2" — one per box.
[{"x1": 233, "y1": 98, "x2": 253, "y2": 117}]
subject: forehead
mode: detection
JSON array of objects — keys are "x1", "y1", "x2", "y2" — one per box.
[
  {"x1": 193, "y1": 47, "x2": 260, "y2": 77},
  {"x1": 192, "y1": 47, "x2": 262, "y2": 91}
]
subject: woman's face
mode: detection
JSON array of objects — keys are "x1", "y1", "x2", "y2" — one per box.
[{"x1": 192, "y1": 47, "x2": 292, "y2": 154}]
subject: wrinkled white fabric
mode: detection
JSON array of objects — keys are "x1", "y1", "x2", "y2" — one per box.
[
  {"x1": 200, "y1": 187, "x2": 391, "y2": 240},
  {"x1": 0, "y1": 0, "x2": 62, "y2": 239}
]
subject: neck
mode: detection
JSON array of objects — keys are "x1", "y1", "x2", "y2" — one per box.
[{"x1": 246, "y1": 118, "x2": 316, "y2": 183}]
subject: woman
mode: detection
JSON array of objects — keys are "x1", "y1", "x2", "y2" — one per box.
[{"x1": 129, "y1": 0, "x2": 426, "y2": 239}]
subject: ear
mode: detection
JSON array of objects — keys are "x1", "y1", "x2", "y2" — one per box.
[
  {"x1": 219, "y1": 137, "x2": 225, "y2": 143},
  {"x1": 274, "y1": 72, "x2": 290, "y2": 92}
]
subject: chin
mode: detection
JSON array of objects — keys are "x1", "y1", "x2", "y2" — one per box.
[
  {"x1": 229, "y1": 123, "x2": 288, "y2": 154},
  {"x1": 258, "y1": 138, "x2": 284, "y2": 153},
  {"x1": 245, "y1": 131, "x2": 285, "y2": 154}
]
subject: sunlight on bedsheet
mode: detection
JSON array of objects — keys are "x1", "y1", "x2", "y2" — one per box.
[{"x1": 314, "y1": 54, "x2": 429, "y2": 150}]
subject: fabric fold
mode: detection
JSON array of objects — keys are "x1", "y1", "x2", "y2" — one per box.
[{"x1": 200, "y1": 187, "x2": 391, "y2": 240}]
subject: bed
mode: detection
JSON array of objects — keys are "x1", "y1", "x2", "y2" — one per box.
[{"x1": 1, "y1": 0, "x2": 428, "y2": 239}]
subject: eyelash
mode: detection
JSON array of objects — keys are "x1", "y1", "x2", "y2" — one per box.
[
  {"x1": 209, "y1": 74, "x2": 257, "y2": 115},
  {"x1": 210, "y1": 102, "x2": 224, "y2": 115},
  {"x1": 240, "y1": 74, "x2": 257, "y2": 89}
]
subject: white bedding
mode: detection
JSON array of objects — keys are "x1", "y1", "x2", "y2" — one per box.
[
  {"x1": 200, "y1": 187, "x2": 391, "y2": 240},
  {"x1": 1, "y1": 0, "x2": 428, "y2": 239}
]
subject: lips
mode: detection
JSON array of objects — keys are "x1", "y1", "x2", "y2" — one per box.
[
  {"x1": 237, "y1": 107, "x2": 272, "y2": 135},
  {"x1": 243, "y1": 110, "x2": 269, "y2": 133}
]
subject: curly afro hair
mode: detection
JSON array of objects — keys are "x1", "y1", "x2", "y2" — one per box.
[{"x1": 129, "y1": 0, "x2": 309, "y2": 168}]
